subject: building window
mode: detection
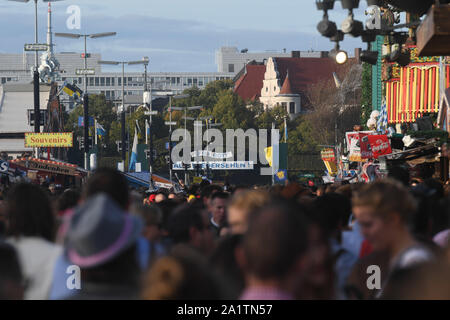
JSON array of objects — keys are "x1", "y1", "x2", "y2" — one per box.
[
  {"x1": 118, "y1": 78, "x2": 121, "y2": 86},
  {"x1": 111, "y1": 78, "x2": 115, "y2": 86},
  {"x1": 281, "y1": 102, "x2": 287, "y2": 109},
  {"x1": 266, "y1": 87, "x2": 268, "y2": 92},
  {"x1": 89, "y1": 77, "x2": 94, "y2": 86},
  {"x1": 289, "y1": 102, "x2": 295, "y2": 114},
  {"x1": 228, "y1": 64, "x2": 234, "y2": 73},
  {"x1": 188, "y1": 78, "x2": 192, "y2": 85},
  {"x1": 106, "y1": 77, "x2": 111, "y2": 86},
  {"x1": 95, "y1": 77, "x2": 99, "y2": 86},
  {"x1": 193, "y1": 78, "x2": 198, "y2": 86}
]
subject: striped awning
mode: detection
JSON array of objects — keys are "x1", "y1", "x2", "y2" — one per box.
[{"x1": 386, "y1": 64, "x2": 450, "y2": 123}]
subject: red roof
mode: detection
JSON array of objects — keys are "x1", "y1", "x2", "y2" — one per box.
[
  {"x1": 274, "y1": 57, "x2": 340, "y2": 95},
  {"x1": 234, "y1": 65, "x2": 266, "y2": 101},
  {"x1": 279, "y1": 71, "x2": 294, "y2": 95}
]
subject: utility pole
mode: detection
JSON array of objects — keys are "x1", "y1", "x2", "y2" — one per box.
[
  {"x1": 55, "y1": 31, "x2": 116, "y2": 170},
  {"x1": 143, "y1": 57, "x2": 156, "y2": 191},
  {"x1": 168, "y1": 96, "x2": 173, "y2": 185}
]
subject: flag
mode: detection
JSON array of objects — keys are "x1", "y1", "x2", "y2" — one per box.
[
  {"x1": 284, "y1": 117, "x2": 288, "y2": 143},
  {"x1": 78, "y1": 116, "x2": 95, "y2": 127},
  {"x1": 135, "y1": 119, "x2": 141, "y2": 134},
  {"x1": 274, "y1": 169, "x2": 287, "y2": 184},
  {"x1": 128, "y1": 122, "x2": 139, "y2": 172},
  {"x1": 145, "y1": 120, "x2": 150, "y2": 144},
  {"x1": 377, "y1": 101, "x2": 388, "y2": 134},
  {"x1": 62, "y1": 81, "x2": 83, "y2": 98},
  {"x1": 264, "y1": 146, "x2": 273, "y2": 167},
  {"x1": 96, "y1": 122, "x2": 106, "y2": 137}
]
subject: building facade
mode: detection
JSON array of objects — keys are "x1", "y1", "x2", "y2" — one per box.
[{"x1": 0, "y1": 52, "x2": 234, "y2": 108}]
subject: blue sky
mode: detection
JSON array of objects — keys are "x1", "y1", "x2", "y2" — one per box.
[{"x1": 0, "y1": 0, "x2": 367, "y2": 72}]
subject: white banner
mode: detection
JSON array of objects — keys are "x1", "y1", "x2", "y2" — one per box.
[
  {"x1": 190, "y1": 150, "x2": 233, "y2": 159},
  {"x1": 173, "y1": 161, "x2": 253, "y2": 170}
]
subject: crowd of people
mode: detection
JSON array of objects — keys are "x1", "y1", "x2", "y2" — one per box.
[{"x1": 0, "y1": 166, "x2": 449, "y2": 300}]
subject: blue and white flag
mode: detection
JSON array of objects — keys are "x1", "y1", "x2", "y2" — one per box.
[
  {"x1": 128, "y1": 122, "x2": 139, "y2": 172},
  {"x1": 96, "y1": 122, "x2": 106, "y2": 137},
  {"x1": 377, "y1": 101, "x2": 388, "y2": 134}
]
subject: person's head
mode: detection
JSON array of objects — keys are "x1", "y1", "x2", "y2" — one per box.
[
  {"x1": 134, "y1": 204, "x2": 163, "y2": 242},
  {"x1": 312, "y1": 193, "x2": 352, "y2": 240},
  {"x1": 167, "y1": 204, "x2": 214, "y2": 254},
  {"x1": 227, "y1": 189, "x2": 270, "y2": 235},
  {"x1": 242, "y1": 201, "x2": 309, "y2": 286},
  {"x1": 0, "y1": 242, "x2": 24, "y2": 300},
  {"x1": 210, "y1": 234, "x2": 245, "y2": 298},
  {"x1": 210, "y1": 192, "x2": 229, "y2": 227},
  {"x1": 155, "y1": 192, "x2": 167, "y2": 203},
  {"x1": 155, "y1": 200, "x2": 180, "y2": 238},
  {"x1": 48, "y1": 184, "x2": 56, "y2": 194},
  {"x1": 200, "y1": 184, "x2": 222, "y2": 208},
  {"x1": 66, "y1": 194, "x2": 142, "y2": 288},
  {"x1": 388, "y1": 166, "x2": 410, "y2": 187},
  {"x1": 168, "y1": 193, "x2": 176, "y2": 200},
  {"x1": 83, "y1": 168, "x2": 129, "y2": 210},
  {"x1": 352, "y1": 179, "x2": 417, "y2": 252},
  {"x1": 142, "y1": 245, "x2": 224, "y2": 299},
  {"x1": 5, "y1": 183, "x2": 55, "y2": 242},
  {"x1": 56, "y1": 189, "x2": 81, "y2": 215}
]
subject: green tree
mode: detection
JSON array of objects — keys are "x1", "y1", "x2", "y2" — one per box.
[{"x1": 361, "y1": 62, "x2": 373, "y2": 129}]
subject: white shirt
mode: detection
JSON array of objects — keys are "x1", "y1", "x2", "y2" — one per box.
[{"x1": 7, "y1": 237, "x2": 62, "y2": 300}]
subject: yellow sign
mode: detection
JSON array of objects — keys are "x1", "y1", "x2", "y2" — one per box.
[
  {"x1": 25, "y1": 132, "x2": 73, "y2": 147},
  {"x1": 193, "y1": 176, "x2": 203, "y2": 184}
]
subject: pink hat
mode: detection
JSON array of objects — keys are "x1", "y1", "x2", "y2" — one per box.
[{"x1": 433, "y1": 229, "x2": 450, "y2": 248}]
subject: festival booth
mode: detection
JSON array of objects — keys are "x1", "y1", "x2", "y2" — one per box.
[
  {"x1": 9, "y1": 157, "x2": 87, "y2": 187},
  {"x1": 123, "y1": 172, "x2": 174, "y2": 190}
]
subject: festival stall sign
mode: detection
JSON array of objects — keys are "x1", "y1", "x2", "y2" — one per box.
[
  {"x1": 384, "y1": 46, "x2": 450, "y2": 124},
  {"x1": 367, "y1": 135, "x2": 392, "y2": 159},
  {"x1": 345, "y1": 131, "x2": 376, "y2": 162},
  {"x1": 323, "y1": 161, "x2": 338, "y2": 176},
  {"x1": 360, "y1": 134, "x2": 373, "y2": 159},
  {"x1": 10, "y1": 158, "x2": 78, "y2": 176},
  {"x1": 321, "y1": 148, "x2": 336, "y2": 162},
  {"x1": 25, "y1": 133, "x2": 73, "y2": 148}
]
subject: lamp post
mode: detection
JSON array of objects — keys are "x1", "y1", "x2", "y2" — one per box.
[
  {"x1": 55, "y1": 31, "x2": 116, "y2": 170},
  {"x1": 172, "y1": 105, "x2": 203, "y2": 186},
  {"x1": 154, "y1": 92, "x2": 189, "y2": 185},
  {"x1": 199, "y1": 116, "x2": 222, "y2": 180},
  {"x1": 10, "y1": 0, "x2": 64, "y2": 159},
  {"x1": 98, "y1": 58, "x2": 147, "y2": 172}
]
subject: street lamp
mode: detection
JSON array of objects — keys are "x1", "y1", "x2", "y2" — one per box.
[
  {"x1": 154, "y1": 92, "x2": 189, "y2": 185},
  {"x1": 98, "y1": 58, "x2": 146, "y2": 172},
  {"x1": 200, "y1": 115, "x2": 222, "y2": 180},
  {"x1": 172, "y1": 105, "x2": 203, "y2": 186},
  {"x1": 9, "y1": 0, "x2": 64, "y2": 157},
  {"x1": 55, "y1": 31, "x2": 116, "y2": 170}
]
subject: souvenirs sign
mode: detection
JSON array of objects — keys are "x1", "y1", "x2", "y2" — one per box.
[{"x1": 25, "y1": 133, "x2": 73, "y2": 148}]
